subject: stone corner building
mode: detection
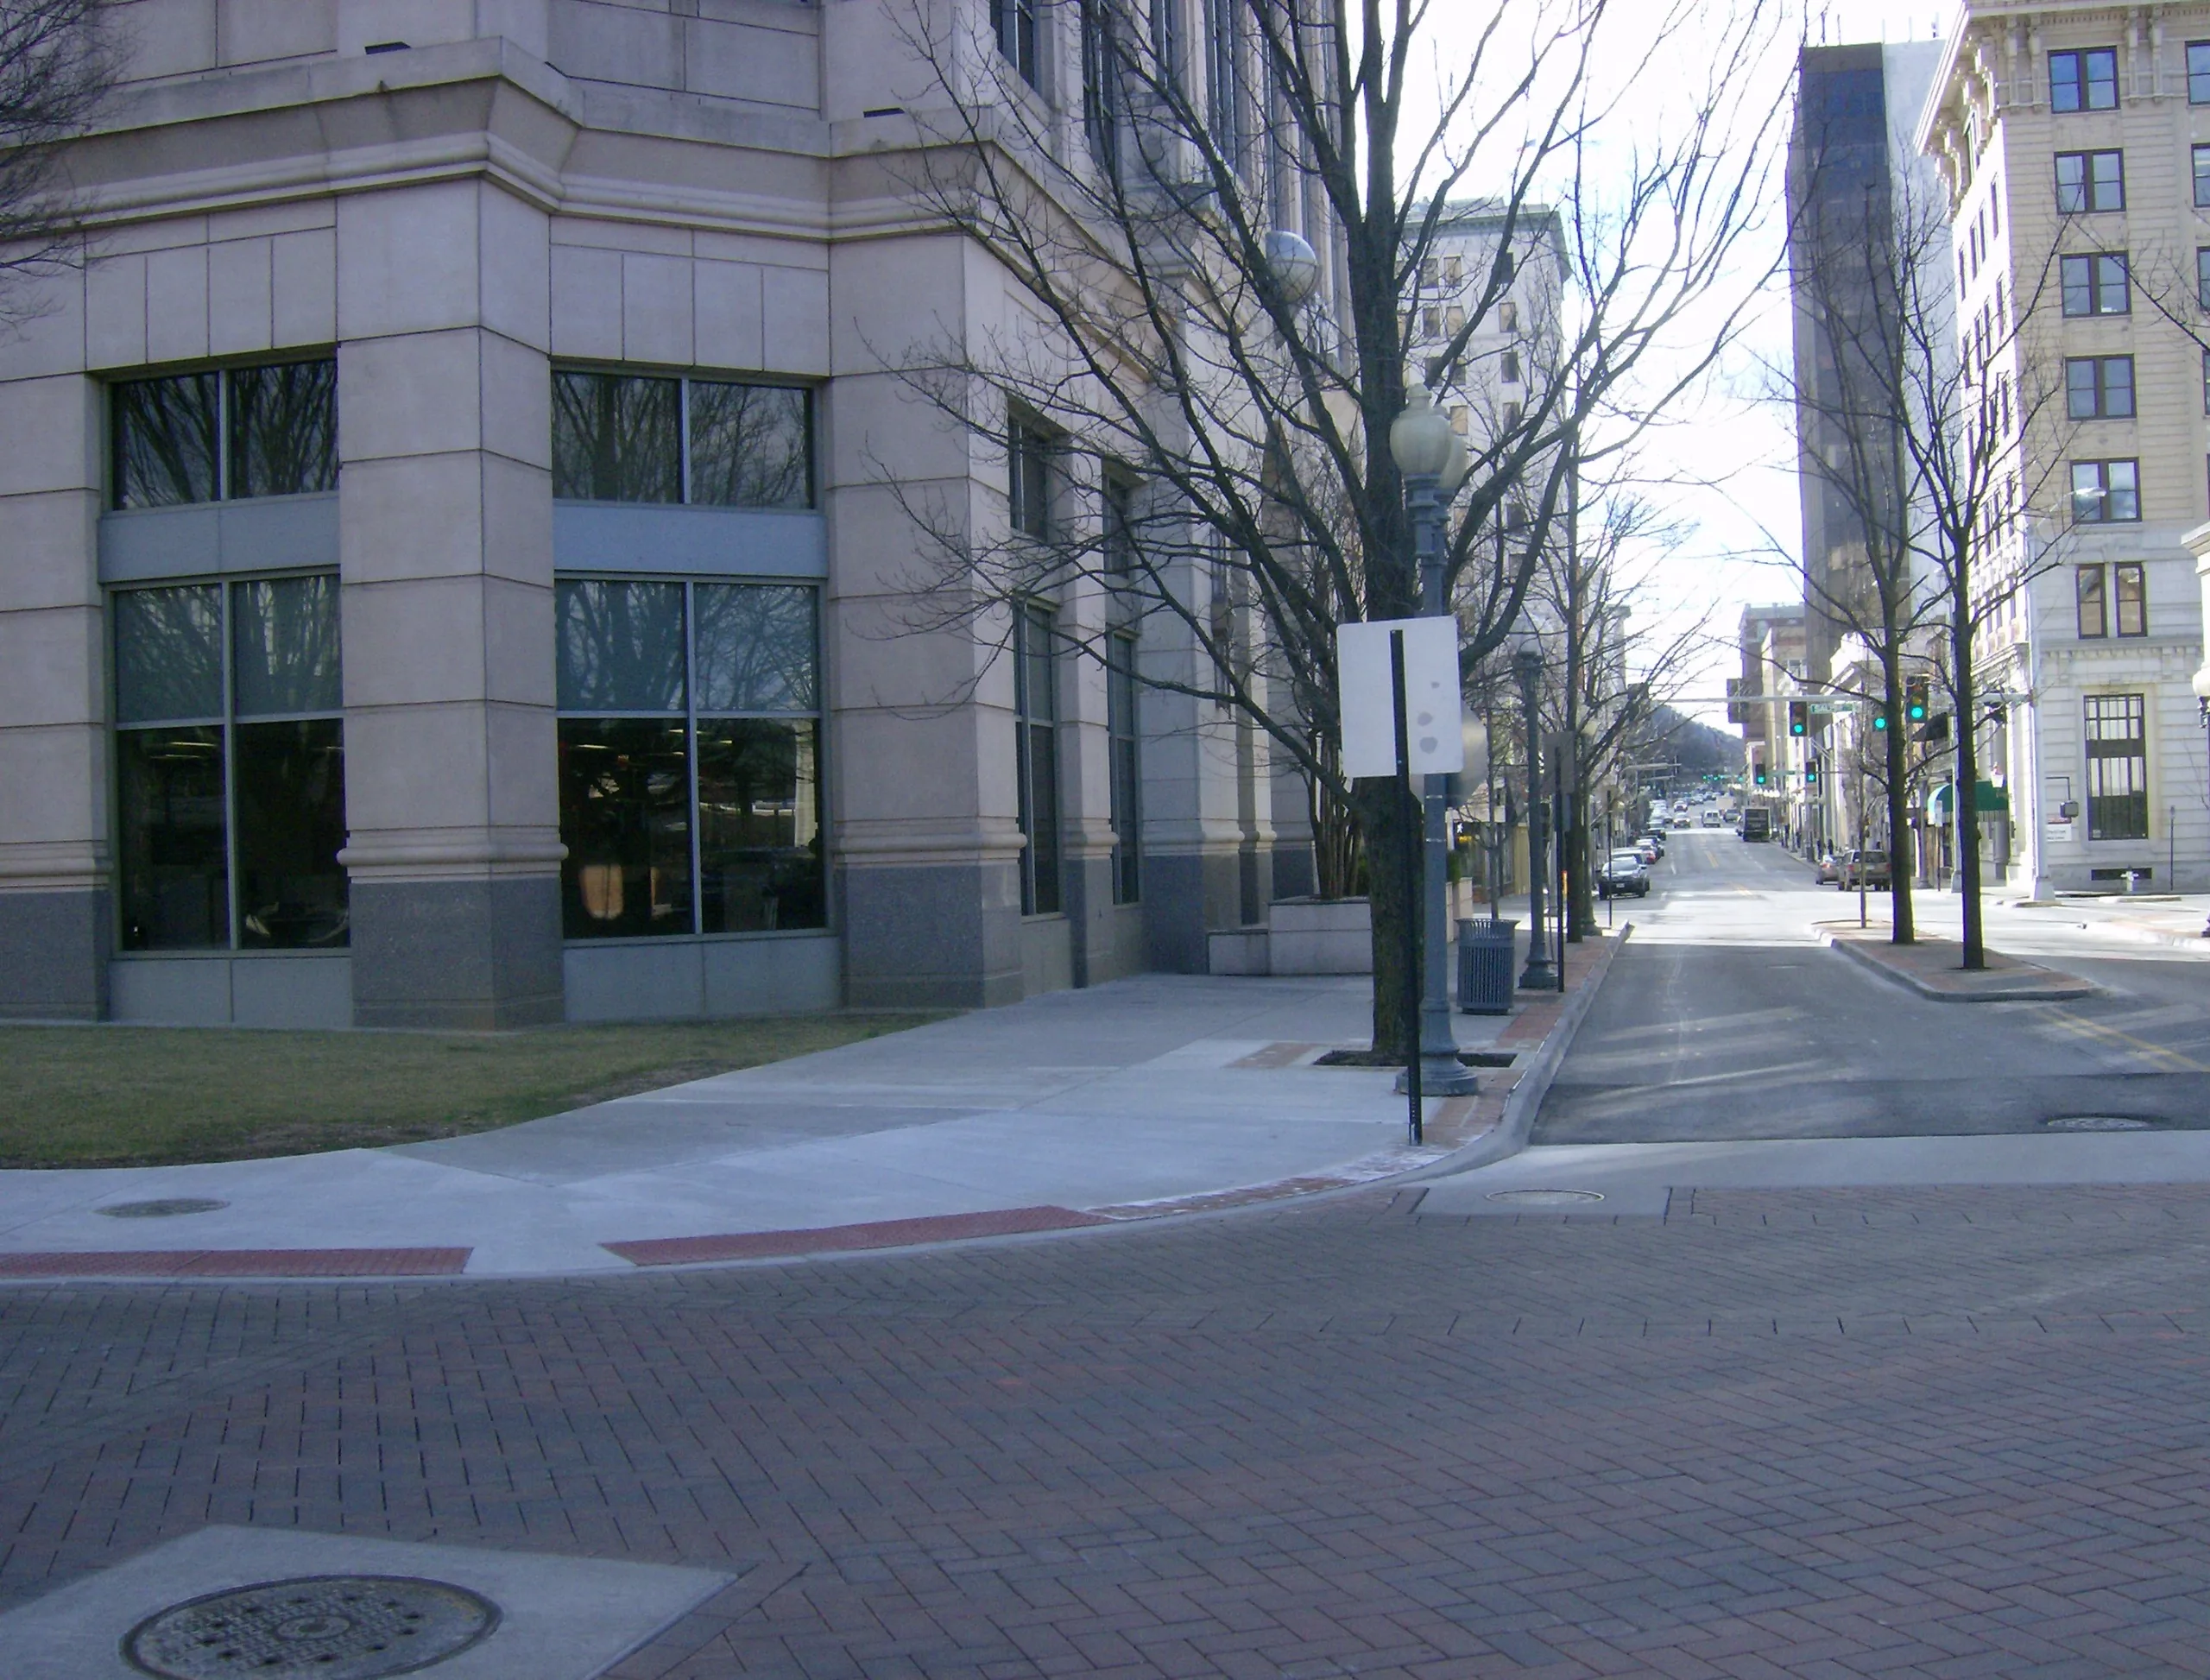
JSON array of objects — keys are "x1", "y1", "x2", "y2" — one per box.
[{"x1": 0, "y1": 0, "x2": 1302, "y2": 1028}]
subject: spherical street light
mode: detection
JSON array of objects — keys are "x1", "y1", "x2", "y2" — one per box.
[
  {"x1": 1265, "y1": 229, "x2": 1321, "y2": 307},
  {"x1": 1388, "y1": 382, "x2": 1457, "y2": 479}
]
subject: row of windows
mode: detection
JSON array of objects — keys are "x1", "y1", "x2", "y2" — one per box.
[
  {"x1": 107, "y1": 362, "x2": 815, "y2": 513},
  {"x1": 110, "y1": 569, "x2": 1146, "y2": 951},
  {"x1": 2050, "y1": 43, "x2": 2210, "y2": 111}
]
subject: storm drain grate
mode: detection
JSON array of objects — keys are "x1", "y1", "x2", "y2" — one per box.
[
  {"x1": 1486, "y1": 1189, "x2": 1606, "y2": 1207},
  {"x1": 2044, "y1": 1115, "x2": 2156, "y2": 1132},
  {"x1": 98, "y1": 1199, "x2": 229, "y2": 1219},
  {"x1": 123, "y1": 1575, "x2": 499, "y2": 1679}
]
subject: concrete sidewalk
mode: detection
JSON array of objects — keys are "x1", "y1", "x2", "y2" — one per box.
[{"x1": 0, "y1": 951, "x2": 1623, "y2": 1281}]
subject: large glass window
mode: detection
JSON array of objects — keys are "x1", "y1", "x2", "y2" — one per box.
[
  {"x1": 112, "y1": 576, "x2": 347, "y2": 951},
  {"x1": 1108, "y1": 631, "x2": 1141, "y2": 905},
  {"x1": 552, "y1": 370, "x2": 812, "y2": 508},
  {"x1": 1082, "y1": 0, "x2": 1122, "y2": 174},
  {"x1": 110, "y1": 359, "x2": 337, "y2": 509},
  {"x1": 1008, "y1": 414, "x2": 1057, "y2": 540},
  {"x1": 2114, "y1": 561, "x2": 2147, "y2": 636},
  {"x1": 1013, "y1": 603, "x2": 1062, "y2": 915},
  {"x1": 990, "y1": 0, "x2": 1039, "y2": 86},
  {"x1": 2055, "y1": 149, "x2": 2124, "y2": 212},
  {"x1": 2196, "y1": 145, "x2": 2210, "y2": 209},
  {"x1": 2085, "y1": 694, "x2": 2148, "y2": 841},
  {"x1": 2060, "y1": 253, "x2": 2129, "y2": 317},
  {"x1": 2193, "y1": 41, "x2": 2210, "y2": 102},
  {"x1": 2049, "y1": 47, "x2": 2118, "y2": 111},
  {"x1": 2076, "y1": 565, "x2": 2107, "y2": 638},
  {"x1": 555, "y1": 578, "x2": 823, "y2": 940},
  {"x1": 2071, "y1": 459, "x2": 2140, "y2": 522},
  {"x1": 2065, "y1": 355, "x2": 2134, "y2": 419}
]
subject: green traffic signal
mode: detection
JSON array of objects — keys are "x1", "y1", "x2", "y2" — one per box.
[{"x1": 1872, "y1": 712, "x2": 1888, "y2": 731}]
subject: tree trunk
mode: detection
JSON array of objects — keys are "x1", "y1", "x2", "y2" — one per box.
[
  {"x1": 1566, "y1": 785, "x2": 1597, "y2": 937},
  {"x1": 1881, "y1": 641, "x2": 1916, "y2": 944},
  {"x1": 1354, "y1": 777, "x2": 1420, "y2": 1059},
  {"x1": 1951, "y1": 606, "x2": 1985, "y2": 969}
]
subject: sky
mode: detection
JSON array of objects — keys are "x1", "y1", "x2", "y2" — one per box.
[
  {"x1": 1596, "y1": 0, "x2": 1952, "y2": 723},
  {"x1": 1411, "y1": 0, "x2": 1954, "y2": 727}
]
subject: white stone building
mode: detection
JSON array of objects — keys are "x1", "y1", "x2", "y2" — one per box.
[
  {"x1": 1919, "y1": 0, "x2": 2210, "y2": 894},
  {"x1": 0, "y1": 0, "x2": 1320, "y2": 1026}
]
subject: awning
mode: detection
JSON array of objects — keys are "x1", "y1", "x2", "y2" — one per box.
[{"x1": 1925, "y1": 780, "x2": 2010, "y2": 823}]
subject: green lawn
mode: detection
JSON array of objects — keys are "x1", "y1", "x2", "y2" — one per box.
[{"x1": 0, "y1": 1014, "x2": 944, "y2": 1169}]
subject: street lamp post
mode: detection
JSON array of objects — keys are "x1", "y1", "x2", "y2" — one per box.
[
  {"x1": 1512, "y1": 634, "x2": 1557, "y2": 990},
  {"x1": 1388, "y1": 387, "x2": 1480, "y2": 1096}
]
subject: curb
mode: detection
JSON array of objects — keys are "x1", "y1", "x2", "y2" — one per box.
[
  {"x1": 1411, "y1": 922, "x2": 1636, "y2": 1178},
  {"x1": 1816, "y1": 927, "x2": 2096, "y2": 1002},
  {"x1": 0, "y1": 940, "x2": 1641, "y2": 1283}
]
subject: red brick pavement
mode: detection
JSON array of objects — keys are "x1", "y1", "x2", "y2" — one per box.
[{"x1": 8, "y1": 1184, "x2": 2210, "y2": 1677}]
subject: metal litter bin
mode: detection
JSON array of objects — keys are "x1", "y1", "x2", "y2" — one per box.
[{"x1": 1457, "y1": 918, "x2": 1517, "y2": 1014}]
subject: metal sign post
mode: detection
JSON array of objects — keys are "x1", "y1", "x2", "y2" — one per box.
[{"x1": 1339, "y1": 617, "x2": 1467, "y2": 1147}]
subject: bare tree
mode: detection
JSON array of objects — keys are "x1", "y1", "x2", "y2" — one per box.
[
  {"x1": 874, "y1": 0, "x2": 1784, "y2": 1055},
  {"x1": 0, "y1": 1, "x2": 112, "y2": 319},
  {"x1": 1778, "y1": 158, "x2": 2069, "y2": 968},
  {"x1": 1524, "y1": 477, "x2": 1713, "y2": 936}
]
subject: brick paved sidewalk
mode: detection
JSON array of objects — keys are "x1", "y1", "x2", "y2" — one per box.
[{"x1": 9, "y1": 1176, "x2": 2210, "y2": 1676}]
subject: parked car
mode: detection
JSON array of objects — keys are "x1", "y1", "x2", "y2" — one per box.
[
  {"x1": 1840, "y1": 849, "x2": 1892, "y2": 890},
  {"x1": 1599, "y1": 849, "x2": 1651, "y2": 898},
  {"x1": 1815, "y1": 850, "x2": 1842, "y2": 884},
  {"x1": 1632, "y1": 836, "x2": 1661, "y2": 865}
]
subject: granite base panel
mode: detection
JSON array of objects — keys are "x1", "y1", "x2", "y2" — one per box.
[
  {"x1": 349, "y1": 875, "x2": 565, "y2": 1030},
  {"x1": 0, "y1": 889, "x2": 110, "y2": 1020},
  {"x1": 1142, "y1": 849, "x2": 1248, "y2": 974},
  {"x1": 837, "y1": 860, "x2": 1024, "y2": 1009}
]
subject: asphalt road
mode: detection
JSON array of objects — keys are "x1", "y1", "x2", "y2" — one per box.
[{"x1": 1539, "y1": 828, "x2": 2210, "y2": 1143}]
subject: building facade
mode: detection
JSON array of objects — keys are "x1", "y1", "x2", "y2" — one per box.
[
  {"x1": 1919, "y1": 0, "x2": 2210, "y2": 894},
  {"x1": 0, "y1": 0, "x2": 1316, "y2": 1026}
]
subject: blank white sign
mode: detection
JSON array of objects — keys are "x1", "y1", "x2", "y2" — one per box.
[{"x1": 1337, "y1": 616, "x2": 1465, "y2": 780}]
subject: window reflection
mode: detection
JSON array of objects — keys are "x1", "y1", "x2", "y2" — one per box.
[
  {"x1": 554, "y1": 577, "x2": 826, "y2": 940},
  {"x1": 556, "y1": 580, "x2": 686, "y2": 712},
  {"x1": 552, "y1": 372, "x2": 681, "y2": 502},
  {"x1": 698, "y1": 719, "x2": 823, "y2": 932},
  {"x1": 111, "y1": 573, "x2": 348, "y2": 951},
  {"x1": 689, "y1": 382, "x2": 811, "y2": 509},
  {"x1": 117, "y1": 727, "x2": 229, "y2": 949},
  {"x1": 558, "y1": 718, "x2": 694, "y2": 938},
  {"x1": 230, "y1": 360, "x2": 338, "y2": 497},
  {"x1": 233, "y1": 575, "x2": 341, "y2": 716},
  {"x1": 114, "y1": 585, "x2": 223, "y2": 723},
  {"x1": 235, "y1": 720, "x2": 348, "y2": 947},
  {"x1": 693, "y1": 584, "x2": 816, "y2": 713},
  {"x1": 112, "y1": 373, "x2": 219, "y2": 508}
]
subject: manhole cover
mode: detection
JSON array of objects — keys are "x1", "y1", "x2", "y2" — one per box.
[
  {"x1": 1486, "y1": 1189, "x2": 1606, "y2": 1206},
  {"x1": 2045, "y1": 1115, "x2": 2155, "y2": 1132},
  {"x1": 123, "y1": 1576, "x2": 499, "y2": 1679},
  {"x1": 98, "y1": 1198, "x2": 228, "y2": 1219}
]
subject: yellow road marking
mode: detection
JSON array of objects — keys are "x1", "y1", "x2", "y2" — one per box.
[{"x1": 2034, "y1": 1006, "x2": 2210, "y2": 1073}]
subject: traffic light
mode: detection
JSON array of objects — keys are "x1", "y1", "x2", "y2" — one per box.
[
  {"x1": 1872, "y1": 710, "x2": 1889, "y2": 731},
  {"x1": 1788, "y1": 700, "x2": 1809, "y2": 737},
  {"x1": 1753, "y1": 762, "x2": 1769, "y2": 786},
  {"x1": 1904, "y1": 677, "x2": 1929, "y2": 723},
  {"x1": 1804, "y1": 755, "x2": 1819, "y2": 786}
]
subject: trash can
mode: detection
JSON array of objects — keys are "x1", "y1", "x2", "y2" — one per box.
[{"x1": 1457, "y1": 918, "x2": 1518, "y2": 1014}]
